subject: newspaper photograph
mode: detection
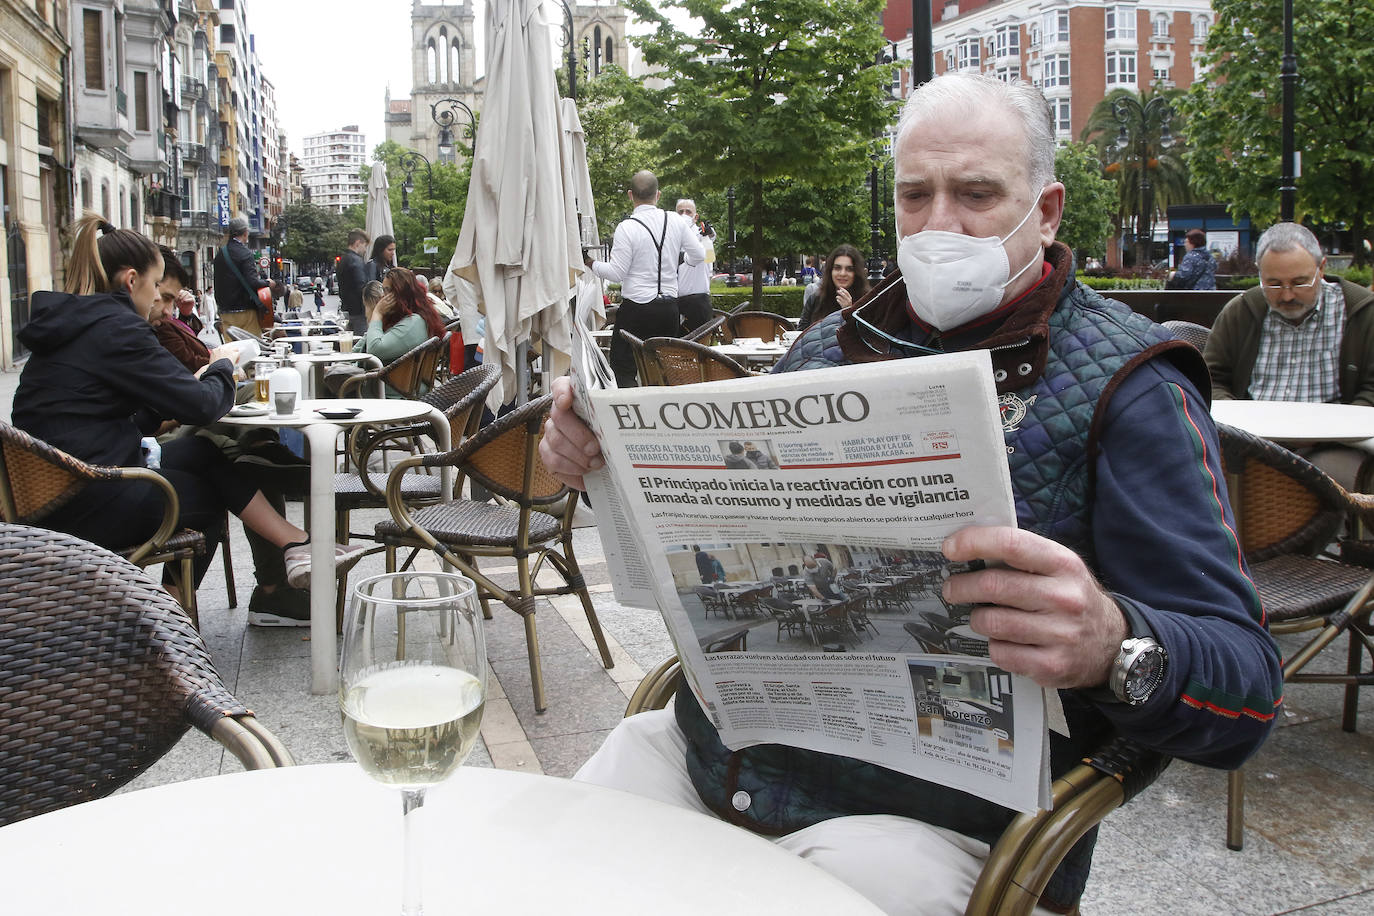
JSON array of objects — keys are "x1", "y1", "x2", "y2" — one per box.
[{"x1": 568, "y1": 314, "x2": 1049, "y2": 811}]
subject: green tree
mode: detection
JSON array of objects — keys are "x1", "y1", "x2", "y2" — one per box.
[
  {"x1": 280, "y1": 201, "x2": 347, "y2": 270},
  {"x1": 1053, "y1": 142, "x2": 1116, "y2": 264},
  {"x1": 1081, "y1": 88, "x2": 1192, "y2": 265},
  {"x1": 364, "y1": 140, "x2": 473, "y2": 271},
  {"x1": 1179, "y1": 0, "x2": 1374, "y2": 265},
  {"x1": 572, "y1": 67, "x2": 663, "y2": 245},
  {"x1": 618, "y1": 0, "x2": 892, "y2": 299}
]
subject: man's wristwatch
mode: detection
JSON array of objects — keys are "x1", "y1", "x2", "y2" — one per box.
[{"x1": 1108, "y1": 636, "x2": 1168, "y2": 706}]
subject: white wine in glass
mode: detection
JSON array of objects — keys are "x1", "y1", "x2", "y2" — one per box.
[{"x1": 341, "y1": 571, "x2": 486, "y2": 915}]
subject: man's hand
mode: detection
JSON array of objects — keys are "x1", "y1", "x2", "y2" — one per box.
[
  {"x1": 539, "y1": 376, "x2": 603, "y2": 491},
  {"x1": 941, "y1": 526, "x2": 1128, "y2": 690}
]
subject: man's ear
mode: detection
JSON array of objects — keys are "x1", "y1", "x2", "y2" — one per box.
[{"x1": 1038, "y1": 182, "x2": 1066, "y2": 248}]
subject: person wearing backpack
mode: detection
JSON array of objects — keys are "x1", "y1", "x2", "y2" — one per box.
[
  {"x1": 212, "y1": 216, "x2": 271, "y2": 336},
  {"x1": 585, "y1": 170, "x2": 704, "y2": 387}
]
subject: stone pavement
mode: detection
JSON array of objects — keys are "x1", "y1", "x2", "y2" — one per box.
[{"x1": 2, "y1": 365, "x2": 1371, "y2": 914}]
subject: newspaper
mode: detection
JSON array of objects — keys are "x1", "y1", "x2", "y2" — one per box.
[{"x1": 568, "y1": 303, "x2": 1050, "y2": 812}]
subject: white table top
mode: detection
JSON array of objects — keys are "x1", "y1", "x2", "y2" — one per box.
[
  {"x1": 714, "y1": 342, "x2": 789, "y2": 363},
  {"x1": 1210, "y1": 399, "x2": 1374, "y2": 445},
  {"x1": 291, "y1": 350, "x2": 374, "y2": 364},
  {"x1": 0, "y1": 764, "x2": 881, "y2": 915},
  {"x1": 216, "y1": 398, "x2": 430, "y2": 428}
]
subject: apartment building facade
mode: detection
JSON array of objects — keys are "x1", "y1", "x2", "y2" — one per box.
[{"x1": 301, "y1": 127, "x2": 366, "y2": 213}]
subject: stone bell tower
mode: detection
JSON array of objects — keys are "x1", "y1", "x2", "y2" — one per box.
[{"x1": 385, "y1": 1, "x2": 481, "y2": 165}]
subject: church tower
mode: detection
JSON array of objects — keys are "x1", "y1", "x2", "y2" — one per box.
[
  {"x1": 571, "y1": 2, "x2": 630, "y2": 84},
  {"x1": 386, "y1": 1, "x2": 481, "y2": 165}
]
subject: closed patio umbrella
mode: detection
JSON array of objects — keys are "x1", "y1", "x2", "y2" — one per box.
[
  {"x1": 447, "y1": 0, "x2": 585, "y2": 408},
  {"x1": 365, "y1": 162, "x2": 394, "y2": 242}
]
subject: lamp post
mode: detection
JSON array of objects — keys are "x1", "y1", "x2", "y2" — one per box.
[
  {"x1": 429, "y1": 97, "x2": 478, "y2": 166},
  {"x1": 1111, "y1": 95, "x2": 1173, "y2": 270},
  {"x1": 725, "y1": 187, "x2": 737, "y2": 288},
  {"x1": 1279, "y1": 0, "x2": 1297, "y2": 222},
  {"x1": 551, "y1": 0, "x2": 579, "y2": 101},
  {"x1": 911, "y1": 1, "x2": 933, "y2": 85},
  {"x1": 398, "y1": 150, "x2": 435, "y2": 273}
]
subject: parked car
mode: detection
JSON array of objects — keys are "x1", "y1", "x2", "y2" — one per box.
[
  {"x1": 296, "y1": 276, "x2": 315, "y2": 291},
  {"x1": 711, "y1": 272, "x2": 751, "y2": 285}
]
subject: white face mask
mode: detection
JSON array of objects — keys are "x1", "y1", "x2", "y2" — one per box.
[{"x1": 896, "y1": 194, "x2": 1044, "y2": 331}]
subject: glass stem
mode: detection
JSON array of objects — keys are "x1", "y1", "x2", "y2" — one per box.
[{"x1": 401, "y1": 787, "x2": 426, "y2": 916}]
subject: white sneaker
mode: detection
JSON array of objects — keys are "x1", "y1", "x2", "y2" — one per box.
[{"x1": 284, "y1": 542, "x2": 369, "y2": 589}]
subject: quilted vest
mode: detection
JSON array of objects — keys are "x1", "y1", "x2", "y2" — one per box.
[{"x1": 676, "y1": 273, "x2": 1202, "y2": 910}]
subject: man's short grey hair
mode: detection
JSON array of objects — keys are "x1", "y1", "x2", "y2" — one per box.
[
  {"x1": 227, "y1": 215, "x2": 250, "y2": 237},
  {"x1": 894, "y1": 73, "x2": 1056, "y2": 194},
  {"x1": 676, "y1": 198, "x2": 696, "y2": 212},
  {"x1": 1255, "y1": 222, "x2": 1324, "y2": 268}
]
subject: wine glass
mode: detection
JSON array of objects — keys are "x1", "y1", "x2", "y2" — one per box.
[{"x1": 340, "y1": 571, "x2": 486, "y2": 916}]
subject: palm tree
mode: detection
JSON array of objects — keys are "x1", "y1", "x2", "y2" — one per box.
[{"x1": 1081, "y1": 87, "x2": 1194, "y2": 267}]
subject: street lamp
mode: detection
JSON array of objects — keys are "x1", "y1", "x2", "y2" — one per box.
[
  {"x1": 429, "y1": 97, "x2": 478, "y2": 165},
  {"x1": 550, "y1": 0, "x2": 579, "y2": 101},
  {"x1": 1111, "y1": 95, "x2": 1173, "y2": 270},
  {"x1": 398, "y1": 150, "x2": 436, "y2": 272},
  {"x1": 725, "y1": 187, "x2": 737, "y2": 288},
  {"x1": 1279, "y1": 0, "x2": 1297, "y2": 221}
]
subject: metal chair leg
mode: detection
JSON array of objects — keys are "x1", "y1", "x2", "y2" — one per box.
[
  {"x1": 221, "y1": 512, "x2": 237, "y2": 608},
  {"x1": 1226, "y1": 768, "x2": 1245, "y2": 851}
]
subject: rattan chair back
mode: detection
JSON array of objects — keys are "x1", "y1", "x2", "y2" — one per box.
[
  {"x1": 447, "y1": 394, "x2": 560, "y2": 506},
  {"x1": 1161, "y1": 320, "x2": 1211, "y2": 352},
  {"x1": 684, "y1": 313, "x2": 728, "y2": 345},
  {"x1": 641, "y1": 337, "x2": 751, "y2": 385},
  {"x1": 615, "y1": 328, "x2": 662, "y2": 386},
  {"x1": 340, "y1": 333, "x2": 449, "y2": 399},
  {"x1": 0, "y1": 422, "x2": 89, "y2": 523},
  {"x1": 422, "y1": 362, "x2": 502, "y2": 441},
  {"x1": 1216, "y1": 422, "x2": 1356, "y2": 561},
  {"x1": 0, "y1": 523, "x2": 292, "y2": 826},
  {"x1": 725, "y1": 310, "x2": 791, "y2": 342}
]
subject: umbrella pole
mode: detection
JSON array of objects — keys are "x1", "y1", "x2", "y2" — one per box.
[{"x1": 516, "y1": 340, "x2": 529, "y2": 406}]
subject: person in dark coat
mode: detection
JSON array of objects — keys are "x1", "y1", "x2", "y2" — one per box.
[
  {"x1": 212, "y1": 215, "x2": 271, "y2": 337},
  {"x1": 12, "y1": 214, "x2": 361, "y2": 614},
  {"x1": 337, "y1": 228, "x2": 371, "y2": 335},
  {"x1": 1170, "y1": 228, "x2": 1217, "y2": 290}
]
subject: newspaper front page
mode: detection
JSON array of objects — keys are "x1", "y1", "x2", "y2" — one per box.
[{"x1": 569, "y1": 313, "x2": 1050, "y2": 811}]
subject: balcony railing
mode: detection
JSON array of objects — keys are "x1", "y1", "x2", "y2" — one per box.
[
  {"x1": 147, "y1": 188, "x2": 181, "y2": 220},
  {"x1": 182, "y1": 142, "x2": 206, "y2": 163},
  {"x1": 182, "y1": 211, "x2": 210, "y2": 229},
  {"x1": 181, "y1": 78, "x2": 206, "y2": 100}
]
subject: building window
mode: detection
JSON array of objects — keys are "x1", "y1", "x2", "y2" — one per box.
[
  {"x1": 101, "y1": 182, "x2": 110, "y2": 219},
  {"x1": 83, "y1": 9, "x2": 104, "y2": 90},
  {"x1": 994, "y1": 65, "x2": 1018, "y2": 83},
  {"x1": 133, "y1": 71, "x2": 149, "y2": 131},
  {"x1": 1043, "y1": 54, "x2": 1070, "y2": 88},
  {"x1": 1106, "y1": 50, "x2": 1137, "y2": 86},
  {"x1": 957, "y1": 37, "x2": 980, "y2": 71},
  {"x1": 1152, "y1": 14, "x2": 1170, "y2": 39},
  {"x1": 1042, "y1": 10, "x2": 1069, "y2": 45},
  {"x1": 1193, "y1": 15, "x2": 1211, "y2": 41},
  {"x1": 1106, "y1": 6, "x2": 1136, "y2": 42},
  {"x1": 80, "y1": 175, "x2": 91, "y2": 210},
  {"x1": 943, "y1": 48, "x2": 955, "y2": 71},
  {"x1": 994, "y1": 25, "x2": 1020, "y2": 59},
  {"x1": 1054, "y1": 98, "x2": 1071, "y2": 135}
]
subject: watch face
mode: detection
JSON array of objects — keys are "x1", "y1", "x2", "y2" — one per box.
[{"x1": 1125, "y1": 646, "x2": 1167, "y2": 704}]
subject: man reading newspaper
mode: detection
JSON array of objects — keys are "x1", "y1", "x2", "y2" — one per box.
[{"x1": 541, "y1": 74, "x2": 1282, "y2": 915}]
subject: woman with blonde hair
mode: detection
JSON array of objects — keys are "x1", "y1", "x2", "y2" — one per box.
[{"x1": 12, "y1": 214, "x2": 362, "y2": 622}]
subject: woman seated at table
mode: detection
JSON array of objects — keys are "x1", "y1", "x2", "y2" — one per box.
[
  {"x1": 11, "y1": 213, "x2": 362, "y2": 601},
  {"x1": 327, "y1": 271, "x2": 445, "y2": 398},
  {"x1": 798, "y1": 243, "x2": 869, "y2": 331}
]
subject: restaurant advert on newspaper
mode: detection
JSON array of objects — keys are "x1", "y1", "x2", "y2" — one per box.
[{"x1": 569, "y1": 308, "x2": 1052, "y2": 811}]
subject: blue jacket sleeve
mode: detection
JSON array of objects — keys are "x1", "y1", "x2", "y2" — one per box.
[{"x1": 1084, "y1": 357, "x2": 1283, "y2": 768}]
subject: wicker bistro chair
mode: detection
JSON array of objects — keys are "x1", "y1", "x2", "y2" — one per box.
[
  {"x1": 1215, "y1": 421, "x2": 1374, "y2": 850},
  {"x1": 334, "y1": 363, "x2": 501, "y2": 542},
  {"x1": 337, "y1": 332, "x2": 451, "y2": 400},
  {"x1": 0, "y1": 523, "x2": 293, "y2": 826},
  {"x1": 614, "y1": 328, "x2": 662, "y2": 386},
  {"x1": 375, "y1": 394, "x2": 614, "y2": 713},
  {"x1": 623, "y1": 658, "x2": 1169, "y2": 916},
  {"x1": 724, "y1": 310, "x2": 792, "y2": 342},
  {"x1": 0, "y1": 422, "x2": 210, "y2": 627},
  {"x1": 683, "y1": 313, "x2": 729, "y2": 345},
  {"x1": 640, "y1": 336, "x2": 752, "y2": 386},
  {"x1": 1161, "y1": 320, "x2": 1211, "y2": 353}
]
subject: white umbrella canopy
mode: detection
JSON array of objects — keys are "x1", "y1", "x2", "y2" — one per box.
[
  {"x1": 365, "y1": 162, "x2": 394, "y2": 242},
  {"x1": 448, "y1": 0, "x2": 583, "y2": 408}
]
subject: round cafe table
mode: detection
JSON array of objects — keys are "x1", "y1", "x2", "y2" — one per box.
[
  {"x1": 1210, "y1": 400, "x2": 1374, "y2": 446},
  {"x1": 0, "y1": 765, "x2": 883, "y2": 915},
  {"x1": 289, "y1": 351, "x2": 381, "y2": 398},
  {"x1": 217, "y1": 399, "x2": 451, "y2": 694}
]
